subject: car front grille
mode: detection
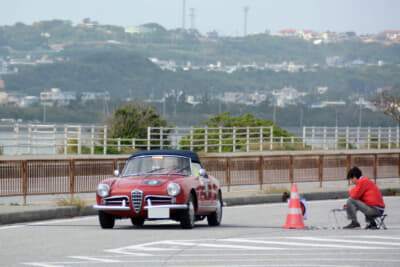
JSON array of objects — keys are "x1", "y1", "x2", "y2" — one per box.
[
  {"x1": 103, "y1": 195, "x2": 129, "y2": 205},
  {"x1": 145, "y1": 195, "x2": 174, "y2": 204},
  {"x1": 131, "y1": 190, "x2": 143, "y2": 213}
]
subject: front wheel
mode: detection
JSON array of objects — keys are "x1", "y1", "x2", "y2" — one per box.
[
  {"x1": 207, "y1": 192, "x2": 223, "y2": 226},
  {"x1": 99, "y1": 211, "x2": 115, "y2": 229},
  {"x1": 180, "y1": 194, "x2": 196, "y2": 229}
]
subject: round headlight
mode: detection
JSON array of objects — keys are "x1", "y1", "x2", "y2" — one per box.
[
  {"x1": 97, "y1": 183, "x2": 110, "y2": 197},
  {"x1": 167, "y1": 183, "x2": 181, "y2": 196}
]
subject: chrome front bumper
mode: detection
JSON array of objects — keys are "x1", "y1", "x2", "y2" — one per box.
[
  {"x1": 93, "y1": 197, "x2": 131, "y2": 211},
  {"x1": 144, "y1": 199, "x2": 188, "y2": 218},
  {"x1": 93, "y1": 204, "x2": 131, "y2": 211},
  {"x1": 144, "y1": 204, "x2": 188, "y2": 210},
  {"x1": 93, "y1": 198, "x2": 188, "y2": 211},
  {"x1": 92, "y1": 204, "x2": 188, "y2": 211}
]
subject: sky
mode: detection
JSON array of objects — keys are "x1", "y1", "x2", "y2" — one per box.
[{"x1": 1, "y1": 0, "x2": 399, "y2": 36}]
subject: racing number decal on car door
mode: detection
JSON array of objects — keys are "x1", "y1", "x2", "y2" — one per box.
[
  {"x1": 204, "y1": 180, "x2": 210, "y2": 198},
  {"x1": 199, "y1": 177, "x2": 210, "y2": 198},
  {"x1": 197, "y1": 177, "x2": 208, "y2": 204}
]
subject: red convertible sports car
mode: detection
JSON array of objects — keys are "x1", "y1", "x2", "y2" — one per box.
[{"x1": 93, "y1": 150, "x2": 223, "y2": 229}]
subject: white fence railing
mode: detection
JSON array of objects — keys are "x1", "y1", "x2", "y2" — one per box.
[
  {"x1": 0, "y1": 124, "x2": 399, "y2": 155},
  {"x1": 303, "y1": 126, "x2": 400, "y2": 150}
]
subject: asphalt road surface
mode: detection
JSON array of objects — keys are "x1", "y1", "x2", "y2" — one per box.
[{"x1": 1, "y1": 197, "x2": 400, "y2": 267}]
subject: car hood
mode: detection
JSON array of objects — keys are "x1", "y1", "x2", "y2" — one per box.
[{"x1": 112, "y1": 174, "x2": 185, "y2": 188}]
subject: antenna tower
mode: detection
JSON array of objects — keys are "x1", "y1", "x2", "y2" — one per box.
[
  {"x1": 189, "y1": 8, "x2": 195, "y2": 30},
  {"x1": 182, "y1": 0, "x2": 186, "y2": 29},
  {"x1": 243, "y1": 6, "x2": 249, "y2": 36}
]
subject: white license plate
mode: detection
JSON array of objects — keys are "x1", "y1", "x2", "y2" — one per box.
[{"x1": 148, "y1": 207, "x2": 170, "y2": 219}]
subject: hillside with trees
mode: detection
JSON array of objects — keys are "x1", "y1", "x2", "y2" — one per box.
[
  {"x1": 3, "y1": 50, "x2": 400, "y2": 99},
  {"x1": 1, "y1": 20, "x2": 400, "y2": 126},
  {"x1": 1, "y1": 20, "x2": 400, "y2": 64}
]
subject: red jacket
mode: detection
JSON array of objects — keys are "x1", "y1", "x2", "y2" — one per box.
[{"x1": 349, "y1": 176, "x2": 385, "y2": 208}]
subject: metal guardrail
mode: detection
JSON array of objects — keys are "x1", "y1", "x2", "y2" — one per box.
[
  {"x1": 1, "y1": 152, "x2": 399, "y2": 204},
  {"x1": 0, "y1": 124, "x2": 399, "y2": 156}
]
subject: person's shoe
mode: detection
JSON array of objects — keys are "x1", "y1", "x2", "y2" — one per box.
[
  {"x1": 365, "y1": 222, "x2": 378, "y2": 230},
  {"x1": 343, "y1": 221, "x2": 361, "y2": 229}
]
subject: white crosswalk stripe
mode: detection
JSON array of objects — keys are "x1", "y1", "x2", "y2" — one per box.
[{"x1": 22, "y1": 236, "x2": 400, "y2": 266}]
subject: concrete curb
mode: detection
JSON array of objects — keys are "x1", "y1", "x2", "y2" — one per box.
[
  {"x1": 1, "y1": 188, "x2": 399, "y2": 225},
  {"x1": 0, "y1": 206, "x2": 80, "y2": 225},
  {"x1": 0, "y1": 205, "x2": 99, "y2": 225}
]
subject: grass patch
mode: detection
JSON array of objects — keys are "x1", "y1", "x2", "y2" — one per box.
[
  {"x1": 262, "y1": 186, "x2": 290, "y2": 194},
  {"x1": 56, "y1": 196, "x2": 87, "y2": 211},
  {"x1": 388, "y1": 188, "x2": 400, "y2": 196}
]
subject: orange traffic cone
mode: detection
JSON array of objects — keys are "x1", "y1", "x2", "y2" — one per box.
[{"x1": 282, "y1": 184, "x2": 306, "y2": 229}]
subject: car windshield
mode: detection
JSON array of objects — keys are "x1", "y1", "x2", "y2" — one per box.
[{"x1": 121, "y1": 155, "x2": 192, "y2": 177}]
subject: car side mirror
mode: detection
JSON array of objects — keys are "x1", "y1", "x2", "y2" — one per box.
[
  {"x1": 114, "y1": 169, "x2": 120, "y2": 177},
  {"x1": 199, "y1": 168, "x2": 207, "y2": 177}
]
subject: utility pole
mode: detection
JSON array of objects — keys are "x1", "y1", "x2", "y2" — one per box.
[
  {"x1": 162, "y1": 98, "x2": 166, "y2": 117},
  {"x1": 103, "y1": 98, "x2": 109, "y2": 117},
  {"x1": 273, "y1": 104, "x2": 276, "y2": 124},
  {"x1": 359, "y1": 97, "x2": 362, "y2": 127},
  {"x1": 299, "y1": 106, "x2": 303, "y2": 127},
  {"x1": 182, "y1": 0, "x2": 186, "y2": 30},
  {"x1": 243, "y1": 6, "x2": 249, "y2": 36},
  {"x1": 189, "y1": 8, "x2": 195, "y2": 30}
]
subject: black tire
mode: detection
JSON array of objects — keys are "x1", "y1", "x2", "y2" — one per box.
[
  {"x1": 99, "y1": 211, "x2": 115, "y2": 229},
  {"x1": 180, "y1": 194, "x2": 196, "y2": 229},
  {"x1": 207, "y1": 192, "x2": 223, "y2": 226},
  {"x1": 131, "y1": 217, "x2": 145, "y2": 227}
]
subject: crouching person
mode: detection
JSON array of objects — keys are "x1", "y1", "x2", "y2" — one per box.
[{"x1": 344, "y1": 166, "x2": 385, "y2": 229}]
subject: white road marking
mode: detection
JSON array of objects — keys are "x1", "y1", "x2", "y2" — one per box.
[
  {"x1": 25, "y1": 251, "x2": 398, "y2": 267},
  {"x1": 107, "y1": 235, "x2": 398, "y2": 258},
  {"x1": 353, "y1": 235, "x2": 400, "y2": 240},
  {"x1": 222, "y1": 238, "x2": 387, "y2": 250},
  {"x1": 0, "y1": 225, "x2": 24, "y2": 230},
  {"x1": 105, "y1": 249, "x2": 153, "y2": 256},
  {"x1": 21, "y1": 235, "x2": 400, "y2": 267},
  {"x1": 23, "y1": 263, "x2": 68, "y2": 267},
  {"x1": 163, "y1": 240, "x2": 283, "y2": 250},
  {"x1": 70, "y1": 256, "x2": 121, "y2": 263},
  {"x1": 107, "y1": 239, "x2": 274, "y2": 254},
  {"x1": 289, "y1": 236, "x2": 400, "y2": 247},
  {"x1": 106, "y1": 241, "x2": 167, "y2": 255},
  {"x1": 0, "y1": 216, "x2": 95, "y2": 230},
  {"x1": 29, "y1": 216, "x2": 95, "y2": 225},
  {"x1": 23, "y1": 257, "x2": 400, "y2": 265}
]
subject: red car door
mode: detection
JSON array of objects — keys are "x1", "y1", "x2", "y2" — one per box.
[{"x1": 192, "y1": 163, "x2": 212, "y2": 212}]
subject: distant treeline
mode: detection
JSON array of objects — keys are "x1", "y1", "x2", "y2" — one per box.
[{"x1": 0, "y1": 99, "x2": 397, "y2": 127}]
